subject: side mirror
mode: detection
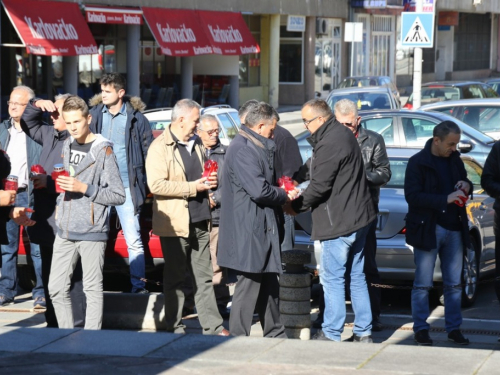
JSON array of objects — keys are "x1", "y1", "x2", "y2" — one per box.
[{"x1": 458, "y1": 139, "x2": 473, "y2": 153}]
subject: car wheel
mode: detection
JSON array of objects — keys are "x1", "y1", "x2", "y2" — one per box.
[
  {"x1": 462, "y1": 240, "x2": 479, "y2": 307},
  {"x1": 18, "y1": 265, "x2": 36, "y2": 291}
]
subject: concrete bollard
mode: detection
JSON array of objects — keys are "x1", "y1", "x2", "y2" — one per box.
[{"x1": 280, "y1": 250, "x2": 312, "y2": 340}]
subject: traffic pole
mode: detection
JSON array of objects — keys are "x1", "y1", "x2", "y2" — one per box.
[{"x1": 413, "y1": 0, "x2": 423, "y2": 109}]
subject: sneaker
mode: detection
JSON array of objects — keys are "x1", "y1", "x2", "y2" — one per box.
[
  {"x1": 0, "y1": 295, "x2": 14, "y2": 307},
  {"x1": 372, "y1": 316, "x2": 383, "y2": 332},
  {"x1": 33, "y1": 297, "x2": 46, "y2": 310},
  {"x1": 349, "y1": 334, "x2": 373, "y2": 343},
  {"x1": 311, "y1": 329, "x2": 334, "y2": 341},
  {"x1": 448, "y1": 330, "x2": 470, "y2": 345},
  {"x1": 134, "y1": 288, "x2": 150, "y2": 294},
  {"x1": 414, "y1": 329, "x2": 433, "y2": 346}
]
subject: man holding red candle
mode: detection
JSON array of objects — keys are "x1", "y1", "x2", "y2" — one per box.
[
  {"x1": 404, "y1": 121, "x2": 472, "y2": 346},
  {"x1": 146, "y1": 99, "x2": 228, "y2": 336}
]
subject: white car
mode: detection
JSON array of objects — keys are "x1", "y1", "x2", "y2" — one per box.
[{"x1": 143, "y1": 105, "x2": 241, "y2": 144}]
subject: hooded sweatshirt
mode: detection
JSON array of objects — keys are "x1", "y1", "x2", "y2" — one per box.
[{"x1": 55, "y1": 134, "x2": 126, "y2": 241}]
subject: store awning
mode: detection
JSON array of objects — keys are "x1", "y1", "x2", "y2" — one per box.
[
  {"x1": 141, "y1": 7, "x2": 260, "y2": 57},
  {"x1": 2, "y1": 0, "x2": 98, "y2": 56},
  {"x1": 198, "y1": 10, "x2": 260, "y2": 55},
  {"x1": 141, "y1": 8, "x2": 214, "y2": 57},
  {"x1": 85, "y1": 6, "x2": 143, "y2": 25}
]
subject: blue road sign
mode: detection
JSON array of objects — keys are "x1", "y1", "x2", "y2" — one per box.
[{"x1": 401, "y1": 12, "x2": 434, "y2": 48}]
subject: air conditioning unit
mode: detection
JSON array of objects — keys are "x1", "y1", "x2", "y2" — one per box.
[{"x1": 316, "y1": 18, "x2": 327, "y2": 34}]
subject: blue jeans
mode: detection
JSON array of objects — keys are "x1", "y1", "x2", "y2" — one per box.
[
  {"x1": 412, "y1": 225, "x2": 463, "y2": 333},
  {"x1": 281, "y1": 214, "x2": 295, "y2": 251},
  {"x1": 115, "y1": 188, "x2": 145, "y2": 292},
  {"x1": 320, "y1": 223, "x2": 372, "y2": 341},
  {"x1": 0, "y1": 190, "x2": 44, "y2": 299}
]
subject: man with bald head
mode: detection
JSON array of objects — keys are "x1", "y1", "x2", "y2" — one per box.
[{"x1": 0, "y1": 86, "x2": 43, "y2": 308}]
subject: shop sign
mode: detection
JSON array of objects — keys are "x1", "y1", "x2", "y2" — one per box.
[
  {"x1": 351, "y1": 0, "x2": 387, "y2": 8},
  {"x1": 438, "y1": 11, "x2": 459, "y2": 26},
  {"x1": 287, "y1": 15, "x2": 306, "y2": 32},
  {"x1": 403, "y1": 0, "x2": 435, "y2": 13},
  {"x1": 2, "y1": 0, "x2": 98, "y2": 56},
  {"x1": 86, "y1": 7, "x2": 143, "y2": 25}
]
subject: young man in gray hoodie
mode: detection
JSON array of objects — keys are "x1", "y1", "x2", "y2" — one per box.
[{"x1": 48, "y1": 96, "x2": 126, "y2": 330}]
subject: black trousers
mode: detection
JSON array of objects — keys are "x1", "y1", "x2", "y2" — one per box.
[
  {"x1": 364, "y1": 220, "x2": 382, "y2": 318},
  {"x1": 229, "y1": 272, "x2": 287, "y2": 338},
  {"x1": 493, "y1": 211, "x2": 500, "y2": 302},
  {"x1": 40, "y1": 245, "x2": 86, "y2": 328}
]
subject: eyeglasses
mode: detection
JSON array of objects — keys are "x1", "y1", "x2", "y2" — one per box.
[
  {"x1": 7, "y1": 101, "x2": 28, "y2": 107},
  {"x1": 199, "y1": 128, "x2": 220, "y2": 136},
  {"x1": 303, "y1": 116, "x2": 320, "y2": 126}
]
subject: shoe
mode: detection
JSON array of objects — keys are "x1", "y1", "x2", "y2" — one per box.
[
  {"x1": 414, "y1": 329, "x2": 433, "y2": 346},
  {"x1": 0, "y1": 295, "x2": 14, "y2": 307},
  {"x1": 134, "y1": 288, "x2": 150, "y2": 294},
  {"x1": 372, "y1": 316, "x2": 383, "y2": 332},
  {"x1": 311, "y1": 329, "x2": 334, "y2": 341},
  {"x1": 33, "y1": 297, "x2": 46, "y2": 310},
  {"x1": 217, "y1": 328, "x2": 230, "y2": 336},
  {"x1": 312, "y1": 315, "x2": 323, "y2": 329},
  {"x1": 218, "y1": 307, "x2": 230, "y2": 320},
  {"x1": 350, "y1": 334, "x2": 373, "y2": 343},
  {"x1": 448, "y1": 330, "x2": 470, "y2": 345}
]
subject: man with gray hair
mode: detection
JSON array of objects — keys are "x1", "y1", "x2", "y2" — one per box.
[
  {"x1": 146, "y1": 99, "x2": 229, "y2": 336},
  {"x1": 218, "y1": 101, "x2": 297, "y2": 337},
  {"x1": 0, "y1": 85, "x2": 43, "y2": 308},
  {"x1": 285, "y1": 99, "x2": 376, "y2": 342}
]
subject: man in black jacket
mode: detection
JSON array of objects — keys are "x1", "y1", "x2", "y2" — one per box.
[
  {"x1": 404, "y1": 121, "x2": 471, "y2": 346},
  {"x1": 337, "y1": 99, "x2": 391, "y2": 331},
  {"x1": 218, "y1": 102, "x2": 297, "y2": 337},
  {"x1": 285, "y1": 99, "x2": 376, "y2": 342},
  {"x1": 481, "y1": 141, "x2": 500, "y2": 314},
  {"x1": 196, "y1": 113, "x2": 230, "y2": 318}
]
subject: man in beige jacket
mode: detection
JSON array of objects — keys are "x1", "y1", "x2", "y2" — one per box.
[{"x1": 146, "y1": 99, "x2": 228, "y2": 336}]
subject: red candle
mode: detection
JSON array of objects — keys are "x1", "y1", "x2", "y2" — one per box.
[
  {"x1": 4, "y1": 175, "x2": 18, "y2": 191},
  {"x1": 51, "y1": 164, "x2": 69, "y2": 193},
  {"x1": 202, "y1": 160, "x2": 218, "y2": 180}
]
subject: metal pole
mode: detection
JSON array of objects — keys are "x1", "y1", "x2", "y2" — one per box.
[
  {"x1": 351, "y1": 42, "x2": 354, "y2": 77},
  {"x1": 413, "y1": 0, "x2": 423, "y2": 109}
]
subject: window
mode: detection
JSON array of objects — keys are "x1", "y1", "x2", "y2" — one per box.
[
  {"x1": 401, "y1": 117, "x2": 437, "y2": 147},
  {"x1": 217, "y1": 113, "x2": 238, "y2": 140},
  {"x1": 361, "y1": 117, "x2": 395, "y2": 145},
  {"x1": 385, "y1": 158, "x2": 408, "y2": 189},
  {"x1": 239, "y1": 16, "x2": 261, "y2": 87},
  {"x1": 481, "y1": 84, "x2": 498, "y2": 98},
  {"x1": 463, "y1": 159, "x2": 483, "y2": 193},
  {"x1": 454, "y1": 13, "x2": 491, "y2": 71},
  {"x1": 279, "y1": 26, "x2": 303, "y2": 83}
]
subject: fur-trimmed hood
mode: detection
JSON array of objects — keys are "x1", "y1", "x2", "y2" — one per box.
[{"x1": 88, "y1": 94, "x2": 146, "y2": 112}]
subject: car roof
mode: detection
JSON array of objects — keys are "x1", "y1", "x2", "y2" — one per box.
[
  {"x1": 423, "y1": 81, "x2": 485, "y2": 87},
  {"x1": 343, "y1": 76, "x2": 391, "y2": 80},
  {"x1": 420, "y1": 98, "x2": 500, "y2": 110},
  {"x1": 329, "y1": 86, "x2": 391, "y2": 94}
]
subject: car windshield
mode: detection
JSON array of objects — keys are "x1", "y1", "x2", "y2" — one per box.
[
  {"x1": 327, "y1": 92, "x2": 392, "y2": 110},
  {"x1": 410, "y1": 87, "x2": 460, "y2": 104}
]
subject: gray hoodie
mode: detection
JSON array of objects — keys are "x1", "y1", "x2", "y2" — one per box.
[{"x1": 56, "y1": 134, "x2": 126, "y2": 241}]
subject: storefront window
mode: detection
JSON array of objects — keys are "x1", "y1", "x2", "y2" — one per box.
[
  {"x1": 279, "y1": 26, "x2": 303, "y2": 83},
  {"x1": 239, "y1": 15, "x2": 261, "y2": 87},
  {"x1": 454, "y1": 13, "x2": 491, "y2": 71}
]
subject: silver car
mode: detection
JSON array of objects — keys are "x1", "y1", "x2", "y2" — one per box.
[
  {"x1": 420, "y1": 98, "x2": 500, "y2": 140},
  {"x1": 294, "y1": 148, "x2": 496, "y2": 307},
  {"x1": 325, "y1": 86, "x2": 401, "y2": 112}
]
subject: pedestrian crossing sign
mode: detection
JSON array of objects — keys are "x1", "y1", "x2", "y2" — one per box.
[{"x1": 401, "y1": 12, "x2": 434, "y2": 48}]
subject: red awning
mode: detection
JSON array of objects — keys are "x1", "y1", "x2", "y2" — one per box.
[
  {"x1": 141, "y1": 7, "x2": 260, "y2": 57},
  {"x1": 198, "y1": 10, "x2": 260, "y2": 55},
  {"x1": 2, "y1": 0, "x2": 98, "y2": 56},
  {"x1": 141, "y1": 8, "x2": 214, "y2": 57},
  {"x1": 85, "y1": 6, "x2": 143, "y2": 25}
]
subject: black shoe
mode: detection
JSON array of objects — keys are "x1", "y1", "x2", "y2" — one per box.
[
  {"x1": 348, "y1": 334, "x2": 373, "y2": 343},
  {"x1": 448, "y1": 330, "x2": 469, "y2": 345},
  {"x1": 311, "y1": 329, "x2": 333, "y2": 341},
  {"x1": 312, "y1": 315, "x2": 323, "y2": 329},
  {"x1": 372, "y1": 316, "x2": 383, "y2": 332},
  {"x1": 414, "y1": 329, "x2": 433, "y2": 346}
]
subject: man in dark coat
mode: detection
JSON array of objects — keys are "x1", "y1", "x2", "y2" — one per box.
[
  {"x1": 285, "y1": 99, "x2": 376, "y2": 343},
  {"x1": 218, "y1": 101, "x2": 297, "y2": 337},
  {"x1": 404, "y1": 121, "x2": 471, "y2": 346},
  {"x1": 88, "y1": 73, "x2": 154, "y2": 293},
  {"x1": 20, "y1": 94, "x2": 86, "y2": 328},
  {"x1": 337, "y1": 99, "x2": 391, "y2": 331}
]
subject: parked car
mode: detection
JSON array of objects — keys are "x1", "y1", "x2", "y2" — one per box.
[
  {"x1": 326, "y1": 86, "x2": 400, "y2": 112},
  {"x1": 337, "y1": 75, "x2": 401, "y2": 105},
  {"x1": 17, "y1": 105, "x2": 242, "y2": 291},
  {"x1": 403, "y1": 81, "x2": 498, "y2": 109},
  {"x1": 483, "y1": 78, "x2": 500, "y2": 95},
  {"x1": 143, "y1": 104, "x2": 241, "y2": 144},
  {"x1": 420, "y1": 98, "x2": 500, "y2": 140},
  {"x1": 294, "y1": 148, "x2": 496, "y2": 307}
]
